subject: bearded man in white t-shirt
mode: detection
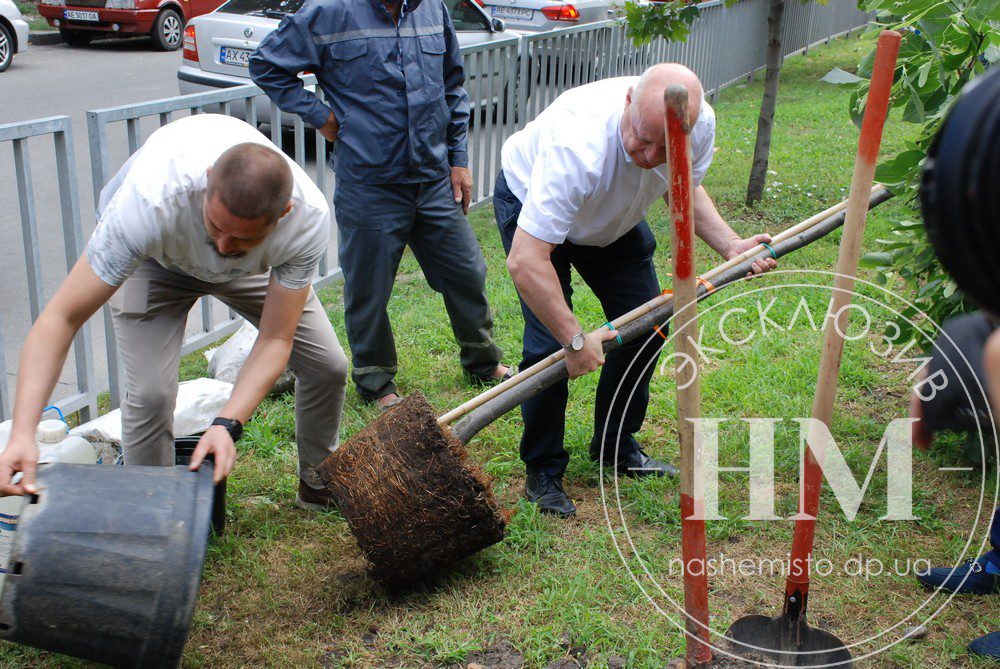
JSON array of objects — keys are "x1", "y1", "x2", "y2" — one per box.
[
  {"x1": 0, "y1": 115, "x2": 347, "y2": 512},
  {"x1": 495, "y1": 64, "x2": 777, "y2": 517}
]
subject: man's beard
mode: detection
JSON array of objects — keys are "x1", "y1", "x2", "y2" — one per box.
[{"x1": 206, "y1": 236, "x2": 247, "y2": 259}]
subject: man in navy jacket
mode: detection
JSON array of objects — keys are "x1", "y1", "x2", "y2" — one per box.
[{"x1": 251, "y1": 0, "x2": 509, "y2": 409}]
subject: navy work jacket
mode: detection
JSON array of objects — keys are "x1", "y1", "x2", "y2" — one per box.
[{"x1": 250, "y1": 0, "x2": 470, "y2": 184}]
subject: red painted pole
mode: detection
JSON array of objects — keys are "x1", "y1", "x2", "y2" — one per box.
[{"x1": 664, "y1": 83, "x2": 712, "y2": 668}]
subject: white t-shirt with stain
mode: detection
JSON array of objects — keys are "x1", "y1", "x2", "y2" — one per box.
[{"x1": 87, "y1": 114, "x2": 330, "y2": 290}]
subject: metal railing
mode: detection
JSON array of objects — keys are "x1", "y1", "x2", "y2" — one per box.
[
  {"x1": 1, "y1": 0, "x2": 872, "y2": 420},
  {"x1": 0, "y1": 116, "x2": 97, "y2": 421}
]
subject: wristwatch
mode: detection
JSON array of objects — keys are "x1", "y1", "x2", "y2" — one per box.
[
  {"x1": 563, "y1": 332, "x2": 585, "y2": 352},
  {"x1": 211, "y1": 417, "x2": 243, "y2": 443}
]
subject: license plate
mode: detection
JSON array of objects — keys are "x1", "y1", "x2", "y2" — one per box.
[
  {"x1": 492, "y1": 5, "x2": 533, "y2": 19},
  {"x1": 64, "y1": 10, "x2": 99, "y2": 21},
  {"x1": 219, "y1": 46, "x2": 252, "y2": 68}
]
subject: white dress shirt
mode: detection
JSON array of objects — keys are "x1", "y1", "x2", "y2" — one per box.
[{"x1": 500, "y1": 77, "x2": 715, "y2": 247}]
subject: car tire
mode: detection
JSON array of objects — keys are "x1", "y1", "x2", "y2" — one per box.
[
  {"x1": 0, "y1": 23, "x2": 12, "y2": 73},
  {"x1": 151, "y1": 8, "x2": 183, "y2": 51},
  {"x1": 59, "y1": 27, "x2": 93, "y2": 47}
]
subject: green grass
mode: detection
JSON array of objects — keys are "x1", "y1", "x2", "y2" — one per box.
[
  {"x1": 4, "y1": 33, "x2": 999, "y2": 668},
  {"x1": 15, "y1": 0, "x2": 49, "y2": 32}
]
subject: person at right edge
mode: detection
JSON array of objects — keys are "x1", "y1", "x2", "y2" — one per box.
[
  {"x1": 909, "y1": 64, "x2": 1000, "y2": 661},
  {"x1": 249, "y1": 0, "x2": 510, "y2": 411}
]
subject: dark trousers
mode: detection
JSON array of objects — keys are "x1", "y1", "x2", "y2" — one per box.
[
  {"x1": 494, "y1": 171, "x2": 662, "y2": 477},
  {"x1": 334, "y1": 176, "x2": 503, "y2": 400},
  {"x1": 986, "y1": 507, "x2": 1000, "y2": 573}
]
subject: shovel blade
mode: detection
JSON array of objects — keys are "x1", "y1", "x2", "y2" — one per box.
[{"x1": 725, "y1": 614, "x2": 853, "y2": 668}]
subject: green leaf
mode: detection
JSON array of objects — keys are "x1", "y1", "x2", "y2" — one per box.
[{"x1": 875, "y1": 149, "x2": 925, "y2": 185}]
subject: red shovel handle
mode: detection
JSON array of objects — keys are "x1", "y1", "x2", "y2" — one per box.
[
  {"x1": 665, "y1": 83, "x2": 713, "y2": 667},
  {"x1": 784, "y1": 30, "x2": 902, "y2": 607}
]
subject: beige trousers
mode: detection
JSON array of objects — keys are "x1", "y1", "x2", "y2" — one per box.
[{"x1": 111, "y1": 260, "x2": 348, "y2": 487}]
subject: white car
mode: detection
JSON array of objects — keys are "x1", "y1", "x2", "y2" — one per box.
[
  {"x1": 178, "y1": 0, "x2": 517, "y2": 107},
  {"x1": 0, "y1": 0, "x2": 29, "y2": 73},
  {"x1": 480, "y1": 0, "x2": 613, "y2": 32}
]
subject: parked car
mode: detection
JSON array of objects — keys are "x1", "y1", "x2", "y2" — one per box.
[
  {"x1": 178, "y1": 0, "x2": 518, "y2": 108},
  {"x1": 0, "y1": 0, "x2": 29, "y2": 72},
  {"x1": 37, "y1": 0, "x2": 227, "y2": 50},
  {"x1": 478, "y1": 0, "x2": 613, "y2": 32}
]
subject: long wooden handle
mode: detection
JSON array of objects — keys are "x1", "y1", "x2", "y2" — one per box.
[
  {"x1": 435, "y1": 188, "x2": 872, "y2": 428},
  {"x1": 785, "y1": 30, "x2": 902, "y2": 605},
  {"x1": 664, "y1": 83, "x2": 713, "y2": 668}
]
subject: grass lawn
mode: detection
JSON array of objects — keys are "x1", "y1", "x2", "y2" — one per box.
[
  {"x1": 4, "y1": 32, "x2": 998, "y2": 668},
  {"x1": 15, "y1": 1, "x2": 49, "y2": 33}
]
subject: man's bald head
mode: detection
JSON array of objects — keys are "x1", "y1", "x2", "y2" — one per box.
[
  {"x1": 633, "y1": 63, "x2": 703, "y2": 128},
  {"x1": 206, "y1": 142, "x2": 294, "y2": 224},
  {"x1": 620, "y1": 63, "x2": 705, "y2": 170}
]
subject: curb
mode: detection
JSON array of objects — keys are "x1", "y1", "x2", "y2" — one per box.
[{"x1": 28, "y1": 31, "x2": 64, "y2": 46}]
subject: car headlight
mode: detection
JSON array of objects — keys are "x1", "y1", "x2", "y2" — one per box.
[{"x1": 105, "y1": 0, "x2": 137, "y2": 9}]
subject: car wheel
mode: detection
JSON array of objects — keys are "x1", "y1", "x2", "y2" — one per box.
[
  {"x1": 0, "y1": 23, "x2": 12, "y2": 73},
  {"x1": 59, "y1": 27, "x2": 93, "y2": 47},
  {"x1": 151, "y1": 8, "x2": 183, "y2": 51}
]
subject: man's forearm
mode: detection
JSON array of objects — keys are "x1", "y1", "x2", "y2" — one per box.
[
  {"x1": 510, "y1": 262, "x2": 581, "y2": 347},
  {"x1": 220, "y1": 338, "x2": 294, "y2": 423},
  {"x1": 692, "y1": 185, "x2": 741, "y2": 258},
  {"x1": 10, "y1": 313, "x2": 78, "y2": 440}
]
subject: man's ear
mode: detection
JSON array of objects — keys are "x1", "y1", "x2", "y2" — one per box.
[{"x1": 625, "y1": 86, "x2": 634, "y2": 105}]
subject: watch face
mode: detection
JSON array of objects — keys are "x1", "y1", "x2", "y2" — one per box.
[{"x1": 572, "y1": 333, "x2": 585, "y2": 351}]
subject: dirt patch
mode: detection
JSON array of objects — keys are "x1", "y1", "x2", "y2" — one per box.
[
  {"x1": 317, "y1": 392, "x2": 508, "y2": 589},
  {"x1": 465, "y1": 639, "x2": 524, "y2": 668}
]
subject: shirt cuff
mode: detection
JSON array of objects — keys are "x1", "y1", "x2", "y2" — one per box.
[
  {"x1": 516, "y1": 213, "x2": 567, "y2": 246},
  {"x1": 305, "y1": 102, "x2": 333, "y2": 132},
  {"x1": 449, "y1": 149, "x2": 469, "y2": 168}
]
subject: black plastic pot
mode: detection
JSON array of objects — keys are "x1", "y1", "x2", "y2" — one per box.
[
  {"x1": 0, "y1": 461, "x2": 213, "y2": 668},
  {"x1": 174, "y1": 436, "x2": 227, "y2": 536}
]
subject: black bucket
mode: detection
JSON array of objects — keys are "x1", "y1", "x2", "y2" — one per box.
[
  {"x1": 174, "y1": 436, "x2": 227, "y2": 536},
  {"x1": 0, "y1": 461, "x2": 213, "y2": 668}
]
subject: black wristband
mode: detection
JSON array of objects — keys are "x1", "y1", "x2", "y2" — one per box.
[{"x1": 211, "y1": 417, "x2": 243, "y2": 443}]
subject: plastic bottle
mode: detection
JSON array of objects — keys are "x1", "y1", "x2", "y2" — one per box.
[{"x1": 0, "y1": 418, "x2": 98, "y2": 590}]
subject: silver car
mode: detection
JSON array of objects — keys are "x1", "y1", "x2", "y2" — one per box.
[
  {"x1": 0, "y1": 0, "x2": 29, "y2": 73},
  {"x1": 178, "y1": 0, "x2": 516, "y2": 101},
  {"x1": 480, "y1": 0, "x2": 613, "y2": 32}
]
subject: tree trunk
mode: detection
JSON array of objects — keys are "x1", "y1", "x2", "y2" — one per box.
[{"x1": 746, "y1": 0, "x2": 786, "y2": 207}]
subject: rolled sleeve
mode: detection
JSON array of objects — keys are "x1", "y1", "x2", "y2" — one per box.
[
  {"x1": 442, "y1": 6, "x2": 470, "y2": 168},
  {"x1": 250, "y1": 10, "x2": 331, "y2": 130},
  {"x1": 85, "y1": 190, "x2": 154, "y2": 287},
  {"x1": 517, "y1": 143, "x2": 600, "y2": 245},
  {"x1": 271, "y1": 209, "x2": 329, "y2": 289},
  {"x1": 691, "y1": 110, "x2": 716, "y2": 188}
]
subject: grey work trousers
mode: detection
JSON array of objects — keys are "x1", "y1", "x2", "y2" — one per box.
[
  {"x1": 111, "y1": 260, "x2": 348, "y2": 487},
  {"x1": 333, "y1": 176, "x2": 503, "y2": 400}
]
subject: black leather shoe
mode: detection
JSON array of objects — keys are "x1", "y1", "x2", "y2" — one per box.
[
  {"x1": 590, "y1": 441, "x2": 678, "y2": 478},
  {"x1": 525, "y1": 472, "x2": 576, "y2": 518},
  {"x1": 615, "y1": 449, "x2": 678, "y2": 478}
]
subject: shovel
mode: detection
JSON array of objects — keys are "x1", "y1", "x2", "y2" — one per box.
[
  {"x1": 663, "y1": 82, "x2": 712, "y2": 667},
  {"x1": 723, "y1": 30, "x2": 901, "y2": 668}
]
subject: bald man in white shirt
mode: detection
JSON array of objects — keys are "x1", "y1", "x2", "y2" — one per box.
[{"x1": 495, "y1": 64, "x2": 776, "y2": 517}]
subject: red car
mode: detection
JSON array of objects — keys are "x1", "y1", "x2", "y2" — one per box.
[{"x1": 38, "y1": 0, "x2": 224, "y2": 50}]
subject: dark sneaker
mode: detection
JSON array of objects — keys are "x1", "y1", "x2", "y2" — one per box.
[
  {"x1": 296, "y1": 479, "x2": 337, "y2": 512},
  {"x1": 590, "y1": 443, "x2": 679, "y2": 478},
  {"x1": 525, "y1": 472, "x2": 576, "y2": 518},
  {"x1": 969, "y1": 631, "x2": 1000, "y2": 660},
  {"x1": 916, "y1": 556, "x2": 1000, "y2": 594}
]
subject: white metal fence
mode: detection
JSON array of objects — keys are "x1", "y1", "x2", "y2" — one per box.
[{"x1": 0, "y1": 0, "x2": 871, "y2": 420}]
